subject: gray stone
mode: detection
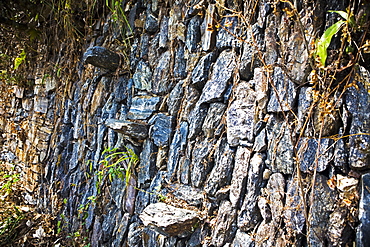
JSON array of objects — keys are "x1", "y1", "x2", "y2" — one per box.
[
  {"x1": 191, "y1": 138, "x2": 216, "y2": 188},
  {"x1": 145, "y1": 12, "x2": 159, "y2": 33},
  {"x1": 166, "y1": 122, "x2": 188, "y2": 182},
  {"x1": 284, "y1": 177, "x2": 306, "y2": 238},
  {"x1": 159, "y1": 16, "x2": 169, "y2": 48},
  {"x1": 127, "y1": 96, "x2": 161, "y2": 120},
  {"x1": 230, "y1": 146, "x2": 251, "y2": 207},
  {"x1": 133, "y1": 61, "x2": 152, "y2": 91},
  {"x1": 357, "y1": 173, "x2": 370, "y2": 247},
  {"x1": 138, "y1": 139, "x2": 157, "y2": 188},
  {"x1": 167, "y1": 80, "x2": 184, "y2": 116},
  {"x1": 182, "y1": 86, "x2": 200, "y2": 120},
  {"x1": 202, "y1": 4, "x2": 216, "y2": 51},
  {"x1": 83, "y1": 46, "x2": 120, "y2": 71},
  {"x1": 191, "y1": 51, "x2": 217, "y2": 89},
  {"x1": 127, "y1": 222, "x2": 143, "y2": 247},
  {"x1": 202, "y1": 102, "x2": 226, "y2": 138},
  {"x1": 216, "y1": 16, "x2": 240, "y2": 50},
  {"x1": 152, "y1": 51, "x2": 172, "y2": 95},
  {"x1": 211, "y1": 201, "x2": 236, "y2": 247},
  {"x1": 188, "y1": 103, "x2": 208, "y2": 140},
  {"x1": 267, "y1": 67, "x2": 296, "y2": 112},
  {"x1": 149, "y1": 113, "x2": 173, "y2": 147},
  {"x1": 139, "y1": 202, "x2": 200, "y2": 237},
  {"x1": 298, "y1": 137, "x2": 334, "y2": 173},
  {"x1": 199, "y1": 50, "x2": 237, "y2": 104},
  {"x1": 186, "y1": 16, "x2": 202, "y2": 52},
  {"x1": 238, "y1": 153, "x2": 264, "y2": 231},
  {"x1": 239, "y1": 25, "x2": 263, "y2": 80},
  {"x1": 345, "y1": 67, "x2": 370, "y2": 169},
  {"x1": 167, "y1": 184, "x2": 204, "y2": 207},
  {"x1": 232, "y1": 230, "x2": 254, "y2": 247},
  {"x1": 334, "y1": 129, "x2": 348, "y2": 172},
  {"x1": 105, "y1": 119, "x2": 149, "y2": 143},
  {"x1": 174, "y1": 43, "x2": 187, "y2": 79},
  {"x1": 253, "y1": 128, "x2": 267, "y2": 152},
  {"x1": 308, "y1": 175, "x2": 337, "y2": 247},
  {"x1": 264, "y1": 15, "x2": 278, "y2": 65},
  {"x1": 112, "y1": 213, "x2": 130, "y2": 246},
  {"x1": 204, "y1": 138, "x2": 235, "y2": 197},
  {"x1": 266, "y1": 115, "x2": 294, "y2": 174},
  {"x1": 227, "y1": 81, "x2": 256, "y2": 147}
]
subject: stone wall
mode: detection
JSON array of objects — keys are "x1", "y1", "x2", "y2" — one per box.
[{"x1": 1, "y1": 0, "x2": 370, "y2": 246}]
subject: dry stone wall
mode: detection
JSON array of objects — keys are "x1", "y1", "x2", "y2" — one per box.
[{"x1": 1, "y1": 0, "x2": 370, "y2": 246}]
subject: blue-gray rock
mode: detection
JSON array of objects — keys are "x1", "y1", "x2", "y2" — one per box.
[
  {"x1": 112, "y1": 213, "x2": 130, "y2": 246},
  {"x1": 267, "y1": 66, "x2": 296, "y2": 112},
  {"x1": 227, "y1": 81, "x2": 256, "y2": 147},
  {"x1": 202, "y1": 4, "x2": 216, "y2": 51},
  {"x1": 284, "y1": 177, "x2": 306, "y2": 237},
  {"x1": 138, "y1": 139, "x2": 157, "y2": 188},
  {"x1": 253, "y1": 128, "x2": 267, "y2": 152},
  {"x1": 135, "y1": 189, "x2": 151, "y2": 215},
  {"x1": 334, "y1": 129, "x2": 348, "y2": 172},
  {"x1": 202, "y1": 102, "x2": 226, "y2": 138},
  {"x1": 264, "y1": 14, "x2": 278, "y2": 65},
  {"x1": 167, "y1": 80, "x2": 184, "y2": 116},
  {"x1": 298, "y1": 137, "x2": 334, "y2": 173},
  {"x1": 166, "y1": 122, "x2": 188, "y2": 182},
  {"x1": 191, "y1": 51, "x2": 217, "y2": 89},
  {"x1": 188, "y1": 103, "x2": 208, "y2": 140},
  {"x1": 127, "y1": 222, "x2": 143, "y2": 247},
  {"x1": 133, "y1": 61, "x2": 152, "y2": 91},
  {"x1": 211, "y1": 200, "x2": 236, "y2": 247},
  {"x1": 266, "y1": 115, "x2": 294, "y2": 174},
  {"x1": 127, "y1": 96, "x2": 161, "y2": 120},
  {"x1": 174, "y1": 43, "x2": 187, "y2": 79},
  {"x1": 83, "y1": 46, "x2": 120, "y2": 71},
  {"x1": 191, "y1": 138, "x2": 216, "y2": 188},
  {"x1": 152, "y1": 51, "x2": 172, "y2": 95},
  {"x1": 178, "y1": 155, "x2": 191, "y2": 184},
  {"x1": 308, "y1": 175, "x2": 337, "y2": 247},
  {"x1": 346, "y1": 67, "x2": 370, "y2": 169},
  {"x1": 199, "y1": 50, "x2": 237, "y2": 104},
  {"x1": 105, "y1": 119, "x2": 148, "y2": 143},
  {"x1": 183, "y1": 87, "x2": 200, "y2": 120},
  {"x1": 239, "y1": 24, "x2": 263, "y2": 80},
  {"x1": 159, "y1": 16, "x2": 169, "y2": 48},
  {"x1": 204, "y1": 138, "x2": 235, "y2": 197},
  {"x1": 145, "y1": 12, "x2": 159, "y2": 33},
  {"x1": 140, "y1": 34, "x2": 150, "y2": 58},
  {"x1": 113, "y1": 76, "x2": 128, "y2": 103},
  {"x1": 238, "y1": 153, "x2": 264, "y2": 231},
  {"x1": 216, "y1": 16, "x2": 241, "y2": 50},
  {"x1": 357, "y1": 173, "x2": 370, "y2": 247},
  {"x1": 186, "y1": 16, "x2": 202, "y2": 52},
  {"x1": 149, "y1": 113, "x2": 173, "y2": 147}
]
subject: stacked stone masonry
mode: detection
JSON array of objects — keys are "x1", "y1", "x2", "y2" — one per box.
[{"x1": 1, "y1": 0, "x2": 370, "y2": 246}]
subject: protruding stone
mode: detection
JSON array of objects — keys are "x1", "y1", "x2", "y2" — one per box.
[
  {"x1": 139, "y1": 202, "x2": 200, "y2": 237},
  {"x1": 188, "y1": 103, "x2": 208, "y2": 140},
  {"x1": 138, "y1": 139, "x2": 157, "y2": 188},
  {"x1": 202, "y1": 102, "x2": 226, "y2": 138},
  {"x1": 159, "y1": 16, "x2": 169, "y2": 48},
  {"x1": 145, "y1": 13, "x2": 159, "y2": 33},
  {"x1": 191, "y1": 138, "x2": 215, "y2": 188},
  {"x1": 232, "y1": 230, "x2": 254, "y2": 247},
  {"x1": 167, "y1": 184, "x2": 204, "y2": 207},
  {"x1": 83, "y1": 46, "x2": 120, "y2": 71},
  {"x1": 174, "y1": 43, "x2": 187, "y2": 79},
  {"x1": 198, "y1": 50, "x2": 236, "y2": 104},
  {"x1": 105, "y1": 119, "x2": 148, "y2": 143},
  {"x1": 202, "y1": 4, "x2": 216, "y2": 51},
  {"x1": 167, "y1": 80, "x2": 184, "y2": 116}
]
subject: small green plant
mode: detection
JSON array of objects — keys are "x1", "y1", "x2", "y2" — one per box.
[{"x1": 95, "y1": 146, "x2": 138, "y2": 194}]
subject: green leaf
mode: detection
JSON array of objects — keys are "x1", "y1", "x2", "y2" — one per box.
[
  {"x1": 316, "y1": 20, "x2": 345, "y2": 67},
  {"x1": 14, "y1": 50, "x2": 26, "y2": 70},
  {"x1": 328, "y1": 10, "x2": 348, "y2": 20}
]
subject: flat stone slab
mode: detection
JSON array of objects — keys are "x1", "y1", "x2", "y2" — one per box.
[
  {"x1": 105, "y1": 119, "x2": 148, "y2": 142},
  {"x1": 139, "y1": 202, "x2": 199, "y2": 237}
]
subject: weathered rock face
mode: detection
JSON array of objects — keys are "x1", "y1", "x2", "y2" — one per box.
[{"x1": 1, "y1": 0, "x2": 369, "y2": 246}]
